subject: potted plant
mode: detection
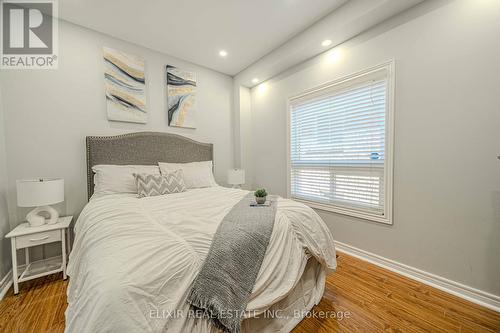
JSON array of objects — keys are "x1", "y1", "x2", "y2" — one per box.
[{"x1": 254, "y1": 188, "x2": 268, "y2": 204}]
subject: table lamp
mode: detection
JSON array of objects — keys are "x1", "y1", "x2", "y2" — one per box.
[
  {"x1": 16, "y1": 178, "x2": 64, "y2": 227},
  {"x1": 227, "y1": 169, "x2": 245, "y2": 189}
]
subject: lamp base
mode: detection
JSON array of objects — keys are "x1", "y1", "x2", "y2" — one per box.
[{"x1": 26, "y1": 205, "x2": 59, "y2": 227}]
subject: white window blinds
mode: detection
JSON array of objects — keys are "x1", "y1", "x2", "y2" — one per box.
[{"x1": 289, "y1": 64, "x2": 393, "y2": 223}]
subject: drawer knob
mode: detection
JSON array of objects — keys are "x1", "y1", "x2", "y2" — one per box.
[{"x1": 29, "y1": 236, "x2": 49, "y2": 242}]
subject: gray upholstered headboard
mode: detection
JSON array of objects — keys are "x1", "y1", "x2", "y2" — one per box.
[{"x1": 86, "y1": 132, "x2": 213, "y2": 200}]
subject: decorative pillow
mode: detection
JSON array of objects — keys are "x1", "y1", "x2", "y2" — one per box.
[
  {"x1": 134, "y1": 170, "x2": 187, "y2": 197},
  {"x1": 92, "y1": 165, "x2": 160, "y2": 197},
  {"x1": 158, "y1": 161, "x2": 217, "y2": 189}
]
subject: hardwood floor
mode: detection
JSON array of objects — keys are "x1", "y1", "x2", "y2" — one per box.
[
  {"x1": 293, "y1": 254, "x2": 500, "y2": 333},
  {"x1": 0, "y1": 273, "x2": 67, "y2": 333},
  {"x1": 0, "y1": 253, "x2": 498, "y2": 333}
]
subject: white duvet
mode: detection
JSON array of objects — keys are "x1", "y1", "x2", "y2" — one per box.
[{"x1": 66, "y1": 186, "x2": 336, "y2": 333}]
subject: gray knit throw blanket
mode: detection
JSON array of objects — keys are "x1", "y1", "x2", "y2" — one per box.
[{"x1": 187, "y1": 193, "x2": 277, "y2": 333}]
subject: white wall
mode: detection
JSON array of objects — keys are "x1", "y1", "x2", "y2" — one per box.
[
  {"x1": 247, "y1": 0, "x2": 500, "y2": 295},
  {"x1": 0, "y1": 20, "x2": 234, "y2": 228},
  {"x1": 0, "y1": 85, "x2": 12, "y2": 278},
  {"x1": 238, "y1": 87, "x2": 254, "y2": 190}
]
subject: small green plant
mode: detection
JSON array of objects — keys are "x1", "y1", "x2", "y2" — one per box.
[{"x1": 254, "y1": 188, "x2": 267, "y2": 197}]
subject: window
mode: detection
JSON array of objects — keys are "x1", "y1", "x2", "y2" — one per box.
[{"x1": 288, "y1": 61, "x2": 394, "y2": 224}]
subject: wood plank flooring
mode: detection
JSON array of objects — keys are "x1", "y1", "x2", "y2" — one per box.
[
  {"x1": 0, "y1": 253, "x2": 498, "y2": 333},
  {"x1": 0, "y1": 273, "x2": 67, "y2": 333},
  {"x1": 293, "y1": 254, "x2": 500, "y2": 333}
]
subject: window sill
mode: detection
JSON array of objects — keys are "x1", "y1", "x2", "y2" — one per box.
[{"x1": 293, "y1": 198, "x2": 393, "y2": 225}]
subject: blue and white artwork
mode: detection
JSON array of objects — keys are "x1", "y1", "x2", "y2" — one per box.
[
  {"x1": 104, "y1": 47, "x2": 147, "y2": 123},
  {"x1": 166, "y1": 65, "x2": 196, "y2": 128}
]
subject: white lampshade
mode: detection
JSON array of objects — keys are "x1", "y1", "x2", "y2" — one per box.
[
  {"x1": 17, "y1": 178, "x2": 64, "y2": 207},
  {"x1": 227, "y1": 169, "x2": 245, "y2": 185}
]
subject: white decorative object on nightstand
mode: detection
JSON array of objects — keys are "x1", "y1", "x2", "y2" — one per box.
[{"x1": 5, "y1": 216, "x2": 72, "y2": 294}]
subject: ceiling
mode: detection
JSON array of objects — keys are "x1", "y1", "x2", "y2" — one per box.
[
  {"x1": 235, "y1": 0, "x2": 425, "y2": 87},
  {"x1": 59, "y1": 0, "x2": 347, "y2": 76}
]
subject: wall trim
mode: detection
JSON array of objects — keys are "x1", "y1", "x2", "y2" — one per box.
[
  {"x1": 0, "y1": 270, "x2": 13, "y2": 300},
  {"x1": 335, "y1": 241, "x2": 500, "y2": 313},
  {"x1": 1, "y1": 243, "x2": 499, "y2": 312}
]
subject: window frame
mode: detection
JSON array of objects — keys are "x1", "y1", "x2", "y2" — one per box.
[{"x1": 286, "y1": 60, "x2": 395, "y2": 225}]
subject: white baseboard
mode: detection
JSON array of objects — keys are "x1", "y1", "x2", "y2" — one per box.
[
  {"x1": 334, "y1": 241, "x2": 500, "y2": 313},
  {"x1": 1, "y1": 242, "x2": 498, "y2": 313},
  {"x1": 0, "y1": 269, "x2": 13, "y2": 300}
]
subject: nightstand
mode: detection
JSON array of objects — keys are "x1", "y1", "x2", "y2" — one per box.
[{"x1": 5, "y1": 216, "x2": 73, "y2": 294}]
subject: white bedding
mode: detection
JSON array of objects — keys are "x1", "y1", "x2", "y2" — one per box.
[{"x1": 66, "y1": 186, "x2": 336, "y2": 333}]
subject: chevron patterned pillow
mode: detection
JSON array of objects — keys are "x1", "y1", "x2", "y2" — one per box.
[{"x1": 134, "y1": 170, "x2": 187, "y2": 197}]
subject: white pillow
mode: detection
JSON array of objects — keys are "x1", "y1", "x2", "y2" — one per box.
[
  {"x1": 158, "y1": 161, "x2": 217, "y2": 189},
  {"x1": 92, "y1": 165, "x2": 160, "y2": 196}
]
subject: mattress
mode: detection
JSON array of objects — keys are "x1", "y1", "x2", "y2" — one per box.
[{"x1": 65, "y1": 186, "x2": 336, "y2": 332}]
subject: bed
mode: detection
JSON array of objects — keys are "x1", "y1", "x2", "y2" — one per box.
[{"x1": 65, "y1": 132, "x2": 337, "y2": 333}]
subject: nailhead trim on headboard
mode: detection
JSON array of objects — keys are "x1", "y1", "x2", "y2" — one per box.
[{"x1": 86, "y1": 132, "x2": 213, "y2": 200}]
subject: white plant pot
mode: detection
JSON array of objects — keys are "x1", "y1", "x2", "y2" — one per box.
[{"x1": 255, "y1": 196, "x2": 266, "y2": 204}]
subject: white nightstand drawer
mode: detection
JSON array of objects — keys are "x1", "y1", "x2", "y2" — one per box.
[{"x1": 16, "y1": 230, "x2": 61, "y2": 249}]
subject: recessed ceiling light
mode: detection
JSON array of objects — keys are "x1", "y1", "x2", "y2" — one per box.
[
  {"x1": 219, "y1": 50, "x2": 228, "y2": 57},
  {"x1": 252, "y1": 78, "x2": 259, "y2": 84},
  {"x1": 321, "y1": 39, "x2": 332, "y2": 47}
]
